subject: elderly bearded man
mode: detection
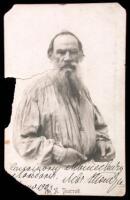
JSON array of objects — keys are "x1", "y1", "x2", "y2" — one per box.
[{"x1": 13, "y1": 31, "x2": 115, "y2": 165}]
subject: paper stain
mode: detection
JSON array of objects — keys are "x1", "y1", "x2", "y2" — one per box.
[{"x1": 5, "y1": 139, "x2": 10, "y2": 144}]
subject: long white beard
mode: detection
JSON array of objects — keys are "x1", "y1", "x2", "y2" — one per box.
[{"x1": 55, "y1": 68, "x2": 84, "y2": 102}]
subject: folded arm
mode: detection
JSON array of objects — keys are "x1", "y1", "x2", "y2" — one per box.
[
  {"x1": 13, "y1": 88, "x2": 87, "y2": 166},
  {"x1": 13, "y1": 89, "x2": 56, "y2": 165}
]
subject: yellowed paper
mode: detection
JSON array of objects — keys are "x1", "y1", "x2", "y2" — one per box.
[{"x1": 4, "y1": 3, "x2": 126, "y2": 196}]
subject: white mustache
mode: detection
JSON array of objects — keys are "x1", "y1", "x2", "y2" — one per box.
[{"x1": 61, "y1": 62, "x2": 77, "y2": 70}]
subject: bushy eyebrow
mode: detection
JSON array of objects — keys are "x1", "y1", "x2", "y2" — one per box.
[{"x1": 56, "y1": 48, "x2": 79, "y2": 52}]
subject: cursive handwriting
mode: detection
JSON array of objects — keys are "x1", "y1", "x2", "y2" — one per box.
[
  {"x1": 62, "y1": 172, "x2": 84, "y2": 184},
  {"x1": 9, "y1": 161, "x2": 125, "y2": 195},
  {"x1": 88, "y1": 171, "x2": 124, "y2": 193}
]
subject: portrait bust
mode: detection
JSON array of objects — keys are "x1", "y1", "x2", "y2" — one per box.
[{"x1": 13, "y1": 31, "x2": 115, "y2": 166}]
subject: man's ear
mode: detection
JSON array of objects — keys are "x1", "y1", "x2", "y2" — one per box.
[
  {"x1": 48, "y1": 54, "x2": 53, "y2": 61},
  {"x1": 79, "y1": 52, "x2": 84, "y2": 62}
]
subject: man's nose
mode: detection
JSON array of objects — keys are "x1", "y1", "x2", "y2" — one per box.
[{"x1": 64, "y1": 51, "x2": 71, "y2": 61}]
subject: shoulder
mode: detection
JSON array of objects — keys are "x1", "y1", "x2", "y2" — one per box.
[{"x1": 23, "y1": 68, "x2": 57, "y2": 100}]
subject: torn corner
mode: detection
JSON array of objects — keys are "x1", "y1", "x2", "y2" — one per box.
[{"x1": 3, "y1": 78, "x2": 16, "y2": 129}]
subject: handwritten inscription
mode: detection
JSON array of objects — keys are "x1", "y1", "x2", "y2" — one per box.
[
  {"x1": 26, "y1": 183, "x2": 59, "y2": 195},
  {"x1": 88, "y1": 171, "x2": 123, "y2": 193},
  {"x1": 9, "y1": 161, "x2": 125, "y2": 195},
  {"x1": 63, "y1": 172, "x2": 84, "y2": 183}
]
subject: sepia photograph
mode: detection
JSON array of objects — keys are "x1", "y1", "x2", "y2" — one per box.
[{"x1": 4, "y1": 3, "x2": 126, "y2": 196}]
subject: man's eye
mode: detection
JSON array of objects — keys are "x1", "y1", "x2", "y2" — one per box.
[
  {"x1": 70, "y1": 51, "x2": 78, "y2": 55},
  {"x1": 57, "y1": 51, "x2": 65, "y2": 55}
]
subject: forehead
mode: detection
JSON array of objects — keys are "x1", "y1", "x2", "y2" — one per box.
[{"x1": 53, "y1": 34, "x2": 79, "y2": 49}]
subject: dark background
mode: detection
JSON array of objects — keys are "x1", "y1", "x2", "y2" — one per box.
[{"x1": 0, "y1": 0, "x2": 128, "y2": 199}]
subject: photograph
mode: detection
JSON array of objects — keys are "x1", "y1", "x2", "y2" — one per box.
[{"x1": 4, "y1": 3, "x2": 126, "y2": 196}]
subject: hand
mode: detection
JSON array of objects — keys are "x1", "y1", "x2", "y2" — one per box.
[
  {"x1": 62, "y1": 148, "x2": 88, "y2": 165},
  {"x1": 52, "y1": 144, "x2": 67, "y2": 163},
  {"x1": 94, "y1": 140, "x2": 115, "y2": 162}
]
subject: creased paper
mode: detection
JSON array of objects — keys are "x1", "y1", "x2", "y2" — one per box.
[{"x1": 5, "y1": 3, "x2": 126, "y2": 196}]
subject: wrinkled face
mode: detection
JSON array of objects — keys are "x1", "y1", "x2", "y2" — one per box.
[{"x1": 51, "y1": 34, "x2": 83, "y2": 71}]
